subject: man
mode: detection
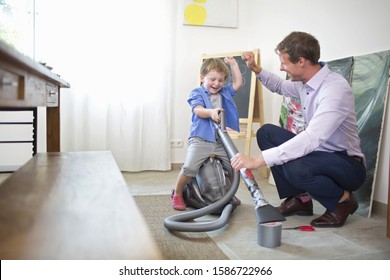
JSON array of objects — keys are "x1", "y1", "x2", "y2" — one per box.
[{"x1": 231, "y1": 31, "x2": 366, "y2": 227}]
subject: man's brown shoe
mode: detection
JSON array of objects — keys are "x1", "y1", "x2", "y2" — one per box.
[
  {"x1": 310, "y1": 192, "x2": 358, "y2": 228},
  {"x1": 277, "y1": 194, "x2": 313, "y2": 217}
]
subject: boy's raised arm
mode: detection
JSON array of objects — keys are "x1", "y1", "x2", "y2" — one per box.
[{"x1": 224, "y1": 56, "x2": 243, "y2": 91}]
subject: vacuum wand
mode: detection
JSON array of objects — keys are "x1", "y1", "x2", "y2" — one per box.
[
  {"x1": 216, "y1": 123, "x2": 267, "y2": 208},
  {"x1": 240, "y1": 168, "x2": 269, "y2": 208},
  {"x1": 217, "y1": 110, "x2": 285, "y2": 224}
]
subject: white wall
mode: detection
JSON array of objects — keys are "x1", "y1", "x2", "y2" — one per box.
[{"x1": 170, "y1": 0, "x2": 390, "y2": 205}]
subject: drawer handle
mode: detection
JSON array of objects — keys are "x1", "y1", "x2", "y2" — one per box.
[{"x1": 49, "y1": 90, "x2": 57, "y2": 96}]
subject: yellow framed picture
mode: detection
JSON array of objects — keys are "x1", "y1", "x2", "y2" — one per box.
[{"x1": 182, "y1": 0, "x2": 238, "y2": 28}]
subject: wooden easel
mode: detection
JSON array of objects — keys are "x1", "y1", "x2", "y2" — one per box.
[{"x1": 201, "y1": 49, "x2": 264, "y2": 156}]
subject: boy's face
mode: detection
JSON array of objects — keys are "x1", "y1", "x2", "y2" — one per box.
[{"x1": 201, "y1": 70, "x2": 226, "y2": 94}]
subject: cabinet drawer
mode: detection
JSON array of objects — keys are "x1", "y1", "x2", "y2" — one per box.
[{"x1": 0, "y1": 68, "x2": 24, "y2": 101}]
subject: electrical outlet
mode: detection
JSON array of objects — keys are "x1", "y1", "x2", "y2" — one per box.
[{"x1": 170, "y1": 139, "x2": 183, "y2": 148}]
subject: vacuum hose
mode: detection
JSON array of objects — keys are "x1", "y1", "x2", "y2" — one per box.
[{"x1": 163, "y1": 170, "x2": 239, "y2": 232}]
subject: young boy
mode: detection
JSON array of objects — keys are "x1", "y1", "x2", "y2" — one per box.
[{"x1": 171, "y1": 56, "x2": 243, "y2": 210}]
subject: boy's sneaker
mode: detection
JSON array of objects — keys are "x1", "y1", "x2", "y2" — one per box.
[{"x1": 171, "y1": 189, "x2": 186, "y2": 211}]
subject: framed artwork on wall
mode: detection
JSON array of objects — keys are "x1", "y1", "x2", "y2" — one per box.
[{"x1": 182, "y1": 0, "x2": 238, "y2": 28}]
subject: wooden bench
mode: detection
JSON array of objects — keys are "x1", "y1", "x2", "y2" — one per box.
[{"x1": 0, "y1": 151, "x2": 162, "y2": 259}]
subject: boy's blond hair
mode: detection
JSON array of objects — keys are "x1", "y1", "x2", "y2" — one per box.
[{"x1": 200, "y1": 58, "x2": 229, "y2": 78}]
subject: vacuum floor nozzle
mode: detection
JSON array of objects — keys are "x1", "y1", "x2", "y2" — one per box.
[{"x1": 255, "y1": 204, "x2": 286, "y2": 224}]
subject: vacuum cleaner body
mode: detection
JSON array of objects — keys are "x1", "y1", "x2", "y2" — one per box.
[{"x1": 183, "y1": 155, "x2": 239, "y2": 215}]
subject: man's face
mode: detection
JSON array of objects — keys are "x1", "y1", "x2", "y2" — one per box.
[{"x1": 279, "y1": 52, "x2": 304, "y2": 82}]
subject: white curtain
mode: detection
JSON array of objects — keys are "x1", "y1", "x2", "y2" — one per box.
[{"x1": 35, "y1": 0, "x2": 173, "y2": 171}]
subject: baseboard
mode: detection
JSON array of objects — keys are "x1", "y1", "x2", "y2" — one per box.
[
  {"x1": 0, "y1": 165, "x2": 20, "y2": 172},
  {"x1": 371, "y1": 200, "x2": 388, "y2": 218},
  {"x1": 171, "y1": 163, "x2": 183, "y2": 171}
]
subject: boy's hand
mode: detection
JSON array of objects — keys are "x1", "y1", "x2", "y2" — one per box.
[
  {"x1": 224, "y1": 56, "x2": 237, "y2": 66},
  {"x1": 211, "y1": 108, "x2": 222, "y2": 123}
]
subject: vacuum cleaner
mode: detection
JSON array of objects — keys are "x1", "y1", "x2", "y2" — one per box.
[{"x1": 164, "y1": 110, "x2": 285, "y2": 232}]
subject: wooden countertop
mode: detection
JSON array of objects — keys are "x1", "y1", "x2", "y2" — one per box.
[{"x1": 0, "y1": 41, "x2": 69, "y2": 88}]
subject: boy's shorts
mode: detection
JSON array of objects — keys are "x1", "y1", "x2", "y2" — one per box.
[{"x1": 180, "y1": 137, "x2": 232, "y2": 177}]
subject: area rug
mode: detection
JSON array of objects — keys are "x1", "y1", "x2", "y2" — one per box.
[{"x1": 133, "y1": 195, "x2": 229, "y2": 260}]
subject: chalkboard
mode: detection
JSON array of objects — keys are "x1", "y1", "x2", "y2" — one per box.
[{"x1": 202, "y1": 51, "x2": 256, "y2": 119}]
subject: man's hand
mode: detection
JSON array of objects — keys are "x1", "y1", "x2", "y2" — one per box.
[
  {"x1": 241, "y1": 52, "x2": 262, "y2": 74},
  {"x1": 231, "y1": 152, "x2": 265, "y2": 171}
]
